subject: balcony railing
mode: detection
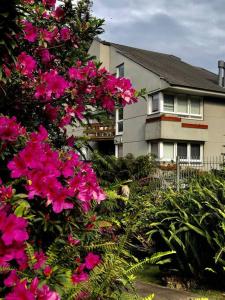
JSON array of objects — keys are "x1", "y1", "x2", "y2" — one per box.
[{"x1": 84, "y1": 123, "x2": 115, "y2": 141}]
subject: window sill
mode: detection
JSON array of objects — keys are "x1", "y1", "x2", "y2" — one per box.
[{"x1": 147, "y1": 111, "x2": 203, "y2": 120}]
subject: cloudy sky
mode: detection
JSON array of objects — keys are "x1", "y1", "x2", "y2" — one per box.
[{"x1": 92, "y1": 0, "x2": 225, "y2": 73}]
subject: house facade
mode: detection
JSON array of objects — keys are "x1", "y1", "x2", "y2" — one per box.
[{"x1": 88, "y1": 38, "x2": 225, "y2": 162}]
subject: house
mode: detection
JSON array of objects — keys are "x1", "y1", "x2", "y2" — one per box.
[{"x1": 88, "y1": 38, "x2": 225, "y2": 162}]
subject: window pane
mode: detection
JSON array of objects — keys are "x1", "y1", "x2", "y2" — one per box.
[
  {"x1": 190, "y1": 96, "x2": 201, "y2": 115},
  {"x1": 163, "y1": 143, "x2": 174, "y2": 160},
  {"x1": 151, "y1": 142, "x2": 158, "y2": 157},
  {"x1": 118, "y1": 144, "x2": 123, "y2": 158},
  {"x1": 191, "y1": 144, "x2": 200, "y2": 160},
  {"x1": 118, "y1": 121, "x2": 123, "y2": 133},
  {"x1": 152, "y1": 94, "x2": 159, "y2": 112},
  {"x1": 117, "y1": 64, "x2": 124, "y2": 77},
  {"x1": 164, "y1": 94, "x2": 174, "y2": 112},
  {"x1": 177, "y1": 95, "x2": 188, "y2": 113},
  {"x1": 118, "y1": 108, "x2": 123, "y2": 120},
  {"x1": 177, "y1": 143, "x2": 187, "y2": 159}
]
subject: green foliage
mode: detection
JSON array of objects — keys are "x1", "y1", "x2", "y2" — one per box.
[
  {"x1": 147, "y1": 174, "x2": 225, "y2": 286},
  {"x1": 92, "y1": 151, "x2": 157, "y2": 185}
]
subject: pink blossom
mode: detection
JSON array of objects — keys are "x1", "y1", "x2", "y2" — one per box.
[
  {"x1": 45, "y1": 104, "x2": 59, "y2": 121},
  {"x1": 16, "y1": 52, "x2": 36, "y2": 76},
  {"x1": 5, "y1": 282, "x2": 35, "y2": 300},
  {"x1": 4, "y1": 270, "x2": 19, "y2": 287},
  {"x1": 42, "y1": 0, "x2": 56, "y2": 7},
  {"x1": 37, "y1": 284, "x2": 60, "y2": 300},
  {"x1": 60, "y1": 27, "x2": 71, "y2": 41},
  {"x1": 71, "y1": 272, "x2": 89, "y2": 284},
  {"x1": 39, "y1": 49, "x2": 54, "y2": 64},
  {"x1": 35, "y1": 70, "x2": 69, "y2": 100},
  {"x1": 40, "y1": 28, "x2": 58, "y2": 44},
  {"x1": 68, "y1": 235, "x2": 80, "y2": 246},
  {"x1": 2, "y1": 64, "x2": 11, "y2": 77},
  {"x1": 34, "y1": 251, "x2": 47, "y2": 270},
  {"x1": 23, "y1": 21, "x2": 37, "y2": 43},
  {"x1": 43, "y1": 265, "x2": 53, "y2": 277},
  {"x1": 68, "y1": 67, "x2": 84, "y2": 80},
  {"x1": 0, "y1": 116, "x2": 26, "y2": 142},
  {"x1": 0, "y1": 212, "x2": 28, "y2": 246},
  {"x1": 53, "y1": 7, "x2": 65, "y2": 20},
  {"x1": 0, "y1": 185, "x2": 13, "y2": 202},
  {"x1": 85, "y1": 252, "x2": 101, "y2": 270}
]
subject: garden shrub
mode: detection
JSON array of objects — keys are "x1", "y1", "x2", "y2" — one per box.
[
  {"x1": 147, "y1": 174, "x2": 225, "y2": 287},
  {"x1": 0, "y1": 0, "x2": 151, "y2": 299}
]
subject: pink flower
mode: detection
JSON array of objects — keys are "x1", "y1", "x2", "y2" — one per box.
[
  {"x1": 2, "y1": 64, "x2": 11, "y2": 77},
  {"x1": 0, "y1": 116, "x2": 26, "y2": 142},
  {"x1": 60, "y1": 27, "x2": 71, "y2": 41},
  {"x1": 85, "y1": 252, "x2": 101, "y2": 270},
  {"x1": 53, "y1": 7, "x2": 65, "y2": 20},
  {"x1": 72, "y1": 272, "x2": 89, "y2": 284},
  {"x1": 5, "y1": 282, "x2": 35, "y2": 300},
  {"x1": 0, "y1": 185, "x2": 13, "y2": 202},
  {"x1": 68, "y1": 67, "x2": 84, "y2": 80},
  {"x1": 45, "y1": 104, "x2": 59, "y2": 121},
  {"x1": 40, "y1": 28, "x2": 58, "y2": 44},
  {"x1": 34, "y1": 251, "x2": 47, "y2": 270},
  {"x1": 102, "y1": 96, "x2": 115, "y2": 112},
  {"x1": 68, "y1": 235, "x2": 80, "y2": 246},
  {"x1": 42, "y1": 0, "x2": 56, "y2": 7},
  {"x1": 16, "y1": 52, "x2": 36, "y2": 76},
  {"x1": 43, "y1": 265, "x2": 53, "y2": 277},
  {"x1": 35, "y1": 70, "x2": 69, "y2": 100},
  {"x1": 23, "y1": 21, "x2": 37, "y2": 43},
  {"x1": 0, "y1": 212, "x2": 28, "y2": 246},
  {"x1": 4, "y1": 270, "x2": 19, "y2": 287},
  {"x1": 39, "y1": 49, "x2": 54, "y2": 64}
]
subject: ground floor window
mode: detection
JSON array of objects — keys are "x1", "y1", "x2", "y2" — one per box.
[
  {"x1": 149, "y1": 141, "x2": 203, "y2": 162},
  {"x1": 115, "y1": 144, "x2": 123, "y2": 158}
]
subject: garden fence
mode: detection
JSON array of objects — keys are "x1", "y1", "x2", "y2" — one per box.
[{"x1": 140, "y1": 156, "x2": 225, "y2": 192}]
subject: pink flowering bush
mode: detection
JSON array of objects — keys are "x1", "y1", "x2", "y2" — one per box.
[{"x1": 0, "y1": 0, "x2": 146, "y2": 299}]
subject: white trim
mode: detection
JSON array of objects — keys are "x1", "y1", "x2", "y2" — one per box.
[
  {"x1": 170, "y1": 86, "x2": 225, "y2": 98},
  {"x1": 149, "y1": 141, "x2": 203, "y2": 163},
  {"x1": 148, "y1": 92, "x2": 203, "y2": 120},
  {"x1": 115, "y1": 144, "x2": 118, "y2": 158},
  {"x1": 115, "y1": 108, "x2": 123, "y2": 135}
]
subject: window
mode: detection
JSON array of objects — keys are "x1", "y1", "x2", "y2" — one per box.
[
  {"x1": 191, "y1": 143, "x2": 200, "y2": 160},
  {"x1": 177, "y1": 143, "x2": 188, "y2": 159},
  {"x1": 116, "y1": 64, "x2": 124, "y2": 78},
  {"x1": 163, "y1": 143, "x2": 174, "y2": 160},
  {"x1": 177, "y1": 94, "x2": 188, "y2": 114},
  {"x1": 116, "y1": 107, "x2": 123, "y2": 134},
  {"x1": 164, "y1": 95, "x2": 174, "y2": 112},
  {"x1": 148, "y1": 93, "x2": 202, "y2": 118},
  {"x1": 190, "y1": 96, "x2": 201, "y2": 115},
  {"x1": 152, "y1": 94, "x2": 159, "y2": 112},
  {"x1": 150, "y1": 142, "x2": 158, "y2": 158}
]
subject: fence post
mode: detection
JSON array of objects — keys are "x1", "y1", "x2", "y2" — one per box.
[{"x1": 176, "y1": 156, "x2": 180, "y2": 192}]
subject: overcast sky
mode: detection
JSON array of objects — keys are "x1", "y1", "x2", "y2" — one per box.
[{"x1": 92, "y1": 0, "x2": 225, "y2": 73}]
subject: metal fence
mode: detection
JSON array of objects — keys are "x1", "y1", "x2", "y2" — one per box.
[{"x1": 143, "y1": 156, "x2": 225, "y2": 191}]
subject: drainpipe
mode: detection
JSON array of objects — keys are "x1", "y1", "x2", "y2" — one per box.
[{"x1": 218, "y1": 60, "x2": 224, "y2": 87}]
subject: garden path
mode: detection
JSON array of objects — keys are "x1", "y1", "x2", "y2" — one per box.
[{"x1": 135, "y1": 281, "x2": 203, "y2": 300}]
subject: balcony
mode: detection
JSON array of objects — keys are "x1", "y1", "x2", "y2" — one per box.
[
  {"x1": 84, "y1": 123, "x2": 115, "y2": 141},
  {"x1": 145, "y1": 115, "x2": 208, "y2": 142}
]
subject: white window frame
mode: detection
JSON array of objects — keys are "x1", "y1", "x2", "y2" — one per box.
[
  {"x1": 116, "y1": 107, "x2": 123, "y2": 135},
  {"x1": 149, "y1": 141, "x2": 203, "y2": 163},
  {"x1": 148, "y1": 92, "x2": 203, "y2": 119},
  {"x1": 116, "y1": 63, "x2": 124, "y2": 78}
]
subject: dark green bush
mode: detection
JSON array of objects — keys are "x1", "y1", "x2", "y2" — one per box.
[
  {"x1": 147, "y1": 174, "x2": 225, "y2": 286},
  {"x1": 91, "y1": 151, "x2": 157, "y2": 185}
]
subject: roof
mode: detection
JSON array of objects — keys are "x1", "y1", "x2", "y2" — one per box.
[{"x1": 101, "y1": 40, "x2": 225, "y2": 94}]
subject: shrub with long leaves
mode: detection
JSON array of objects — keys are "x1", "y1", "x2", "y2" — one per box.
[{"x1": 147, "y1": 174, "x2": 225, "y2": 286}]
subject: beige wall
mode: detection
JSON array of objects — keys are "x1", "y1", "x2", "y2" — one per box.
[{"x1": 204, "y1": 98, "x2": 225, "y2": 157}]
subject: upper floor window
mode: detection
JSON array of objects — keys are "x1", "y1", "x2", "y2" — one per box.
[
  {"x1": 116, "y1": 64, "x2": 124, "y2": 78},
  {"x1": 116, "y1": 107, "x2": 123, "y2": 135},
  {"x1": 148, "y1": 92, "x2": 203, "y2": 118}
]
